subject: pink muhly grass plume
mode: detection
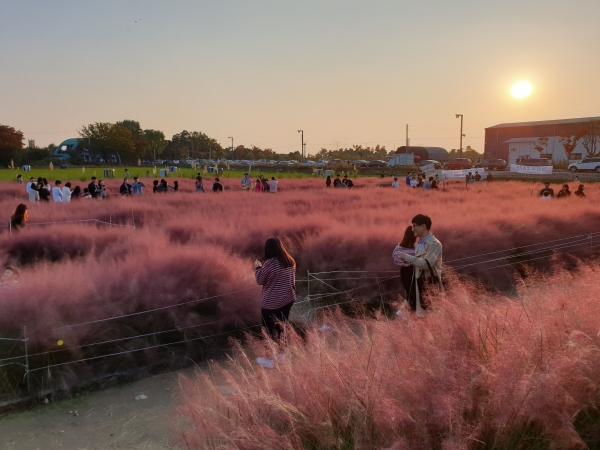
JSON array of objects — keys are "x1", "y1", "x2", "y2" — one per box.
[{"x1": 177, "y1": 265, "x2": 600, "y2": 449}]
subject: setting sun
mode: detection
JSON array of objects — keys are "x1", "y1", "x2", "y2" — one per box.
[{"x1": 511, "y1": 80, "x2": 532, "y2": 99}]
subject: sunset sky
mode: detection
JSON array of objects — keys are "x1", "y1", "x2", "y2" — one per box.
[{"x1": 1, "y1": 0, "x2": 599, "y2": 155}]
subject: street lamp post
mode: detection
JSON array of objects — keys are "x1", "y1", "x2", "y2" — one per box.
[
  {"x1": 297, "y1": 130, "x2": 304, "y2": 161},
  {"x1": 455, "y1": 114, "x2": 464, "y2": 157},
  {"x1": 228, "y1": 136, "x2": 233, "y2": 161}
]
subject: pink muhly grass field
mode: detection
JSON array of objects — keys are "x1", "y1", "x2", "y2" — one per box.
[
  {"x1": 177, "y1": 265, "x2": 600, "y2": 449},
  {"x1": 0, "y1": 177, "x2": 599, "y2": 410}
]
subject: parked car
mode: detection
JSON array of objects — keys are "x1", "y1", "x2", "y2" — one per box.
[
  {"x1": 418, "y1": 160, "x2": 442, "y2": 171},
  {"x1": 568, "y1": 157, "x2": 600, "y2": 173},
  {"x1": 326, "y1": 159, "x2": 346, "y2": 166},
  {"x1": 367, "y1": 160, "x2": 387, "y2": 167},
  {"x1": 350, "y1": 160, "x2": 369, "y2": 167},
  {"x1": 518, "y1": 158, "x2": 553, "y2": 167},
  {"x1": 444, "y1": 158, "x2": 472, "y2": 170},
  {"x1": 473, "y1": 158, "x2": 508, "y2": 171}
]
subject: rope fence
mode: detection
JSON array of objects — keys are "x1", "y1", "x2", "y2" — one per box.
[{"x1": 2, "y1": 228, "x2": 600, "y2": 396}]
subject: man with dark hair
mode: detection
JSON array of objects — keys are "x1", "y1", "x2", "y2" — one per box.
[
  {"x1": 394, "y1": 214, "x2": 443, "y2": 316},
  {"x1": 211, "y1": 177, "x2": 224, "y2": 192},
  {"x1": 429, "y1": 176, "x2": 438, "y2": 190},
  {"x1": 539, "y1": 182, "x2": 554, "y2": 198},
  {"x1": 88, "y1": 176, "x2": 99, "y2": 198}
]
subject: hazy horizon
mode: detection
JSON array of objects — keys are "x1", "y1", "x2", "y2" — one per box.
[{"x1": 1, "y1": 0, "x2": 599, "y2": 154}]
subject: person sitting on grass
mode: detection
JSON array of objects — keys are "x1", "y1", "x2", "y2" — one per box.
[
  {"x1": 574, "y1": 184, "x2": 586, "y2": 197},
  {"x1": 10, "y1": 204, "x2": 28, "y2": 230},
  {"x1": 82, "y1": 188, "x2": 92, "y2": 199},
  {"x1": 344, "y1": 177, "x2": 354, "y2": 188},
  {"x1": 269, "y1": 177, "x2": 278, "y2": 193},
  {"x1": 254, "y1": 178, "x2": 263, "y2": 192},
  {"x1": 539, "y1": 182, "x2": 554, "y2": 198}
]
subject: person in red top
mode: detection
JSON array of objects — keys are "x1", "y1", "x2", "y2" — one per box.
[{"x1": 254, "y1": 238, "x2": 296, "y2": 341}]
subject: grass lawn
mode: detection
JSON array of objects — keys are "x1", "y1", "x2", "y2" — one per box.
[{"x1": 0, "y1": 166, "x2": 410, "y2": 182}]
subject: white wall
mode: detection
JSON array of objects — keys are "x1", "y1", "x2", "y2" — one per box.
[{"x1": 507, "y1": 136, "x2": 588, "y2": 164}]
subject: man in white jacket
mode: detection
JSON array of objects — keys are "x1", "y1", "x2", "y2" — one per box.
[
  {"x1": 394, "y1": 214, "x2": 442, "y2": 316},
  {"x1": 52, "y1": 180, "x2": 63, "y2": 203}
]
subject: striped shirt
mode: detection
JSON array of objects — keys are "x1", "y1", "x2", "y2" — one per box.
[{"x1": 255, "y1": 258, "x2": 296, "y2": 309}]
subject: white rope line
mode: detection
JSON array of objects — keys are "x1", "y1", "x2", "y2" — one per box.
[
  {"x1": 452, "y1": 236, "x2": 593, "y2": 270},
  {"x1": 28, "y1": 324, "x2": 262, "y2": 373},
  {"x1": 2, "y1": 218, "x2": 134, "y2": 229},
  {"x1": 0, "y1": 337, "x2": 24, "y2": 342},
  {"x1": 306, "y1": 274, "x2": 402, "y2": 302},
  {"x1": 51, "y1": 285, "x2": 260, "y2": 331},
  {"x1": 25, "y1": 321, "x2": 219, "y2": 360}
]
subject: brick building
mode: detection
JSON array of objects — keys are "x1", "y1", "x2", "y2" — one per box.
[{"x1": 484, "y1": 116, "x2": 600, "y2": 164}]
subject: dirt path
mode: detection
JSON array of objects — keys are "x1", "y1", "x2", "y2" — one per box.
[{"x1": 0, "y1": 368, "x2": 201, "y2": 450}]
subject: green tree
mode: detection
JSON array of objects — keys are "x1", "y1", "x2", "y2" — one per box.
[
  {"x1": 116, "y1": 120, "x2": 149, "y2": 160},
  {"x1": 533, "y1": 137, "x2": 549, "y2": 154},
  {"x1": 169, "y1": 130, "x2": 224, "y2": 160},
  {"x1": 0, "y1": 124, "x2": 24, "y2": 166},
  {"x1": 144, "y1": 129, "x2": 168, "y2": 162},
  {"x1": 79, "y1": 123, "x2": 136, "y2": 164}
]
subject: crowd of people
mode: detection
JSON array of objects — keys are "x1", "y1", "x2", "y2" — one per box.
[
  {"x1": 325, "y1": 174, "x2": 354, "y2": 188},
  {"x1": 539, "y1": 181, "x2": 586, "y2": 199}
]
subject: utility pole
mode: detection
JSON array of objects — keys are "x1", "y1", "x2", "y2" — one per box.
[
  {"x1": 297, "y1": 130, "x2": 304, "y2": 161},
  {"x1": 455, "y1": 114, "x2": 464, "y2": 157},
  {"x1": 228, "y1": 136, "x2": 233, "y2": 160},
  {"x1": 405, "y1": 124, "x2": 409, "y2": 154}
]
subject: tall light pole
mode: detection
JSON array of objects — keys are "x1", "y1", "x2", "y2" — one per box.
[
  {"x1": 297, "y1": 130, "x2": 304, "y2": 161},
  {"x1": 455, "y1": 114, "x2": 464, "y2": 157},
  {"x1": 228, "y1": 136, "x2": 233, "y2": 160}
]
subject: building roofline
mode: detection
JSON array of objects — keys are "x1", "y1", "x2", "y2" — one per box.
[{"x1": 486, "y1": 116, "x2": 600, "y2": 130}]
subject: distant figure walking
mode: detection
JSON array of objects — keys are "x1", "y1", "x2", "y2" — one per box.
[{"x1": 10, "y1": 204, "x2": 28, "y2": 230}]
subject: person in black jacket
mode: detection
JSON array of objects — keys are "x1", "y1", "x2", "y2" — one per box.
[
  {"x1": 88, "y1": 177, "x2": 99, "y2": 198},
  {"x1": 557, "y1": 184, "x2": 571, "y2": 198},
  {"x1": 10, "y1": 204, "x2": 28, "y2": 230},
  {"x1": 539, "y1": 182, "x2": 554, "y2": 198}
]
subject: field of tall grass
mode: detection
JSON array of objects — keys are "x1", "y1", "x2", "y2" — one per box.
[
  {"x1": 0, "y1": 176, "x2": 599, "y2": 446},
  {"x1": 178, "y1": 265, "x2": 600, "y2": 449}
]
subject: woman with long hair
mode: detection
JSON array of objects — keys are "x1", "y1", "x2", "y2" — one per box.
[
  {"x1": 574, "y1": 184, "x2": 586, "y2": 197},
  {"x1": 71, "y1": 186, "x2": 81, "y2": 199},
  {"x1": 10, "y1": 204, "x2": 28, "y2": 230},
  {"x1": 393, "y1": 226, "x2": 418, "y2": 313},
  {"x1": 254, "y1": 238, "x2": 296, "y2": 368}
]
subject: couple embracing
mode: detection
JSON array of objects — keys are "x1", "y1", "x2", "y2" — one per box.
[{"x1": 393, "y1": 214, "x2": 443, "y2": 317}]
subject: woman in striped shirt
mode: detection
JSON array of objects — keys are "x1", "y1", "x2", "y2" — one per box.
[
  {"x1": 254, "y1": 238, "x2": 296, "y2": 342},
  {"x1": 393, "y1": 226, "x2": 417, "y2": 312}
]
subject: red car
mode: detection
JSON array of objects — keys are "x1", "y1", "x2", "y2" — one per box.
[{"x1": 444, "y1": 158, "x2": 472, "y2": 170}]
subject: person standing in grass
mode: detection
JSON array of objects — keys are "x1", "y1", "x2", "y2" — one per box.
[
  {"x1": 326, "y1": 175, "x2": 332, "y2": 188},
  {"x1": 539, "y1": 182, "x2": 554, "y2": 198},
  {"x1": 269, "y1": 177, "x2": 278, "y2": 193},
  {"x1": 574, "y1": 184, "x2": 586, "y2": 197},
  {"x1": 211, "y1": 177, "x2": 224, "y2": 192},
  {"x1": 61, "y1": 182, "x2": 72, "y2": 203},
  {"x1": 254, "y1": 238, "x2": 296, "y2": 368},
  {"x1": 392, "y1": 177, "x2": 399, "y2": 188},
  {"x1": 88, "y1": 177, "x2": 99, "y2": 198},
  {"x1": 393, "y1": 226, "x2": 417, "y2": 314},
  {"x1": 241, "y1": 173, "x2": 252, "y2": 191},
  {"x1": 195, "y1": 176, "x2": 205, "y2": 192},
  {"x1": 394, "y1": 214, "x2": 443, "y2": 316},
  {"x1": 10, "y1": 204, "x2": 28, "y2": 230},
  {"x1": 131, "y1": 177, "x2": 146, "y2": 195},
  {"x1": 557, "y1": 184, "x2": 571, "y2": 198},
  {"x1": 406, "y1": 172, "x2": 412, "y2": 186},
  {"x1": 261, "y1": 176, "x2": 269, "y2": 193},
  {"x1": 52, "y1": 180, "x2": 63, "y2": 202},
  {"x1": 98, "y1": 180, "x2": 107, "y2": 199}
]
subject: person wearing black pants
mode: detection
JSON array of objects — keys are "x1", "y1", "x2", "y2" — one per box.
[
  {"x1": 254, "y1": 238, "x2": 297, "y2": 368},
  {"x1": 393, "y1": 226, "x2": 417, "y2": 311}
]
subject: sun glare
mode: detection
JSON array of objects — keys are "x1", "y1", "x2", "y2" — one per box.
[{"x1": 511, "y1": 81, "x2": 532, "y2": 99}]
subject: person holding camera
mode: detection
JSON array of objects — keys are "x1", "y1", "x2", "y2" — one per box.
[{"x1": 393, "y1": 214, "x2": 442, "y2": 316}]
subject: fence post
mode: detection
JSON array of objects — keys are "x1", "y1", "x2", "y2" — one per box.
[
  {"x1": 23, "y1": 326, "x2": 30, "y2": 393},
  {"x1": 307, "y1": 270, "x2": 310, "y2": 310}
]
